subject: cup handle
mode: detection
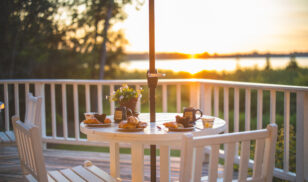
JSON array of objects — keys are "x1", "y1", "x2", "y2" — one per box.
[{"x1": 195, "y1": 109, "x2": 203, "y2": 120}]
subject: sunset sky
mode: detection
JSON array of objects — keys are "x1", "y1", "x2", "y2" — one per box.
[{"x1": 113, "y1": 0, "x2": 308, "y2": 54}]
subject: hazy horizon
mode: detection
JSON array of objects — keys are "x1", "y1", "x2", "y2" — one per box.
[{"x1": 114, "y1": 0, "x2": 308, "y2": 54}]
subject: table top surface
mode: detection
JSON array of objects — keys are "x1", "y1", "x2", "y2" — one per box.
[{"x1": 80, "y1": 113, "x2": 226, "y2": 143}]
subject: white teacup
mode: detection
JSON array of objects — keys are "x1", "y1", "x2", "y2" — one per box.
[{"x1": 201, "y1": 117, "x2": 215, "y2": 128}]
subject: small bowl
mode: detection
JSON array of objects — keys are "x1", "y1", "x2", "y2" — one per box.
[{"x1": 84, "y1": 112, "x2": 97, "y2": 120}]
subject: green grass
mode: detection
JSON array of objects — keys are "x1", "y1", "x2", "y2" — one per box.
[{"x1": 48, "y1": 143, "x2": 181, "y2": 157}]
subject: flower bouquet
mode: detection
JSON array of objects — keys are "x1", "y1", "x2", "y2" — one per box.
[{"x1": 109, "y1": 84, "x2": 143, "y2": 113}]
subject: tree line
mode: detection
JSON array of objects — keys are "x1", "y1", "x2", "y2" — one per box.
[{"x1": 0, "y1": 0, "x2": 142, "y2": 79}]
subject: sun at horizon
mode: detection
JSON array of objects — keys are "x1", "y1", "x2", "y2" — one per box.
[{"x1": 113, "y1": 0, "x2": 308, "y2": 55}]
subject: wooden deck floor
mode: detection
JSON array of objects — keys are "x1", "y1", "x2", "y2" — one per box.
[{"x1": 0, "y1": 145, "x2": 224, "y2": 182}]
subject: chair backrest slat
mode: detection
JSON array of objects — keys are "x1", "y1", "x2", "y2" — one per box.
[
  {"x1": 208, "y1": 144, "x2": 219, "y2": 182},
  {"x1": 180, "y1": 124, "x2": 278, "y2": 182},
  {"x1": 25, "y1": 93, "x2": 42, "y2": 127},
  {"x1": 12, "y1": 116, "x2": 48, "y2": 182},
  {"x1": 223, "y1": 142, "x2": 236, "y2": 181},
  {"x1": 253, "y1": 138, "x2": 265, "y2": 178},
  {"x1": 238, "y1": 140, "x2": 251, "y2": 181}
]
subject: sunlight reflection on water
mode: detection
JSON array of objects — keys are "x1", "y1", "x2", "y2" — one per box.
[{"x1": 120, "y1": 57, "x2": 308, "y2": 74}]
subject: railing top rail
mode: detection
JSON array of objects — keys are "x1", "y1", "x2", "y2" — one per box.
[{"x1": 1, "y1": 79, "x2": 308, "y2": 92}]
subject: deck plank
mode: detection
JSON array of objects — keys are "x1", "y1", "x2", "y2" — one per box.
[{"x1": 0, "y1": 145, "x2": 225, "y2": 182}]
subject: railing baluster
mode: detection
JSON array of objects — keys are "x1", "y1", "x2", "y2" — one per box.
[
  {"x1": 162, "y1": 84, "x2": 167, "y2": 112},
  {"x1": 61, "y1": 84, "x2": 68, "y2": 139},
  {"x1": 284, "y1": 91, "x2": 290, "y2": 172},
  {"x1": 85, "y1": 84, "x2": 90, "y2": 113},
  {"x1": 296, "y1": 92, "x2": 308, "y2": 181},
  {"x1": 14, "y1": 83, "x2": 20, "y2": 117},
  {"x1": 25, "y1": 83, "x2": 29, "y2": 110},
  {"x1": 4, "y1": 83, "x2": 9, "y2": 131},
  {"x1": 51, "y1": 84, "x2": 56, "y2": 138},
  {"x1": 110, "y1": 85, "x2": 115, "y2": 115},
  {"x1": 204, "y1": 85, "x2": 212, "y2": 115},
  {"x1": 176, "y1": 84, "x2": 181, "y2": 113},
  {"x1": 224, "y1": 87, "x2": 229, "y2": 133},
  {"x1": 234, "y1": 87, "x2": 240, "y2": 156},
  {"x1": 214, "y1": 87, "x2": 219, "y2": 117},
  {"x1": 73, "y1": 84, "x2": 79, "y2": 140},
  {"x1": 35, "y1": 83, "x2": 46, "y2": 138},
  {"x1": 97, "y1": 84, "x2": 103, "y2": 114},
  {"x1": 136, "y1": 85, "x2": 141, "y2": 113},
  {"x1": 270, "y1": 90, "x2": 276, "y2": 123},
  {"x1": 190, "y1": 82, "x2": 200, "y2": 109},
  {"x1": 257, "y1": 89, "x2": 263, "y2": 129},
  {"x1": 245, "y1": 88, "x2": 251, "y2": 131}
]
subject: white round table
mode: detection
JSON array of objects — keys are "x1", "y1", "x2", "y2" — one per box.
[{"x1": 80, "y1": 113, "x2": 226, "y2": 182}]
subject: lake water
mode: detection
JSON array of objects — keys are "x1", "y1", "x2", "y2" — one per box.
[{"x1": 120, "y1": 57, "x2": 308, "y2": 74}]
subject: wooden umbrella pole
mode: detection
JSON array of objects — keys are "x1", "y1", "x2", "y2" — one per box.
[{"x1": 149, "y1": 0, "x2": 156, "y2": 181}]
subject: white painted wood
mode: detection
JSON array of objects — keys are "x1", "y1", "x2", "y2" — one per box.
[
  {"x1": 160, "y1": 145, "x2": 170, "y2": 182},
  {"x1": 49, "y1": 171, "x2": 70, "y2": 182},
  {"x1": 0, "y1": 132, "x2": 10, "y2": 143},
  {"x1": 224, "y1": 87, "x2": 229, "y2": 133},
  {"x1": 296, "y1": 92, "x2": 308, "y2": 182},
  {"x1": 25, "y1": 83, "x2": 30, "y2": 109},
  {"x1": 85, "y1": 84, "x2": 90, "y2": 113},
  {"x1": 86, "y1": 164, "x2": 117, "y2": 182},
  {"x1": 14, "y1": 83, "x2": 20, "y2": 117},
  {"x1": 253, "y1": 139, "x2": 265, "y2": 178},
  {"x1": 50, "y1": 84, "x2": 56, "y2": 138},
  {"x1": 4, "y1": 83, "x2": 9, "y2": 131},
  {"x1": 73, "y1": 84, "x2": 80, "y2": 140},
  {"x1": 25, "y1": 93, "x2": 42, "y2": 127},
  {"x1": 5, "y1": 130, "x2": 15, "y2": 141},
  {"x1": 13, "y1": 116, "x2": 114, "y2": 182},
  {"x1": 262, "y1": 124, "x2": 278, "y2": 182},
  {"x1": 234, "y1": 87, "x2": 240, "y2": 157},
  {"x1": 176, "y1": 84, "x2": 181, "y2": 113},
  {"x1": 208, "y1": 144, "x2": 219, "y2": 182},
  {"x1": 110, "y1": 85, "x2": 115, "y2": 115},
  {"x1": 61, "y1": 84, "x2": 68, "y2": 139},
  {"x1": 180, "y1": 133, "x2": 194, "y2": 182},
  {"x1": 270, "y1": 90, "x2": 276, "y2": 123},
  {"x1": 204, "y1": 85, "x2": 212, "y2": 115},
  {"x1": 72, "y1": 165, "x2": 104, "y2": 181},
  {"x1": 131, "y1": 143, "x2": 144, "y2": 182},
  {"x1": 136, "y1": 85, "x2": 141, "y2": 112},
  {"x1": 257, "y1": 89, "x2": 263, "y2": 129},
  {"x1": 180, "y1": 124, "x2": 277, "y2": 182},
  {"x1": 191, "y1": 147, "x2": 204, "y2": 182},
  {"x1": 190, "y1": 82, "x2": 200, "y2": 109},
  {"x1": 34, "y1": 83, "x2": 46, "y2": 138},
  {"x1": 162, "y1": 84, "x2": 168, "y2": 112},
  {"x1": 97, "y1": 84, "x2": 103, "y2": 114},
  {"x1": 238, "y1": 141, "x2": 250, "y2": 181},
  {"x1": 245, "y1": 88, "x2": 251, "y2": 131},
  {"x1": 284, "y1": 91, "x2": 290, "y2": 172},
  {"x1": 60, "y1": 168, "x2": 86, "y2": 182},
  {"x1": 214, "y1": 87, "x2": 219, "y2": 117},
  {"x1": 110, "y1": 142, "x2": 120, "y2": 178},
  {"x1": 224, "y1": 143, "x2": 236, "y2": 181}
]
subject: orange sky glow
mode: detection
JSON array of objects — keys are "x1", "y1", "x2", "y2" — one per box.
[{"x1": 113, "y1": 0, "x2": 308, "y2": 54}]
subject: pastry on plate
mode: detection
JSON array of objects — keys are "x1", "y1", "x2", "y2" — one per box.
[{"x1": 84, "y1": 118, "x2": 101, "y2": 124}]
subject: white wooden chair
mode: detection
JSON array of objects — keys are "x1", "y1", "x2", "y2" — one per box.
[
  {"x1": 0, "y1": 93, "x2": 42, "y2": 145},
  {"x1": 180, "y1": 124, "x2": 278, "y2": 182},
  {"x1": 12, "y1": 116, "x2": 118, "y2": 182}
]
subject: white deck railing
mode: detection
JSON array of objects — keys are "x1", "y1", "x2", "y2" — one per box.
[{"x1": 0, "y1": 79, "x2": 307, "y2": 181}]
